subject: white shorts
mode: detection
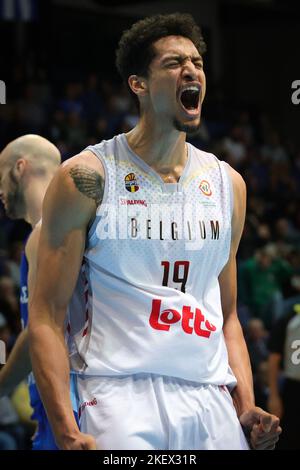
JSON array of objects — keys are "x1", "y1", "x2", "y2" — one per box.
[{"x1": 75, "y1": 373, "x2": 249, "y2": 450}]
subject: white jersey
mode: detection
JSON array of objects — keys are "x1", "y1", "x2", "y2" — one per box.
[{"x1": 68, "y1": 133, "x2": 236, "y2": 387}]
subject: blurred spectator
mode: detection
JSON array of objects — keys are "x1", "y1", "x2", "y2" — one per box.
[
  {"x1": 5, "y1": 241, "x2": 23, "y2": 288},
  {"x1": 59, "y1": 82, "x2": 83, "y2": 116},
  {"x1": 222, "y1": 125, "x2": 247, "y2": 168},
  {"x1": 18, "y1": 83, "x2": 47, "y2": 133},
  {"x1": 239, "y1": 246, "x2": 293, "y2": 329},
  {"x1": 275, "y1": 218, "x2": 300, "y2": 246},
  {"x1": 82, "y1": 73, "x2": 105, "y2": 130},
  {"x1": 253, "y1": 361, "x2": 269, "y2": 410},
  {"x1": 268, "y1": 303, "x2": 300, "y2": 449},
  {"x1": 49, "y1": 109, "x2": 67, "y2": 144},
  {"x1": 0, "y1": 313, "x2": 27, "y2": 449},
  {"x1": 0, "y1": 276, "x2": 21, "y2": 339},
  {"x1": 261, "y1": 131, "x2": 289, "y2": 164},
  {"x1": 245, "y1": 318, "x2": 269, "y2": 374},
  {"x1": 65, "y1": 111, "x2": 87, "y2": 154}
]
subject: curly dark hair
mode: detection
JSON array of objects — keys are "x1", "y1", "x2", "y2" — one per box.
[{"x1": 115, "y1": 13, "x2": 206, "y2": 109}]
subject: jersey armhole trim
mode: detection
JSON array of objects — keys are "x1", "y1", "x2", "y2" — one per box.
[{"x1": 221, "y1": 161, "x2": 234, "y2": 220}]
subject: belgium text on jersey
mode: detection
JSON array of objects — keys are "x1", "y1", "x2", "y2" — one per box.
[{"x1": 95, "y1": 202, "x2": 221, "y2": 247}]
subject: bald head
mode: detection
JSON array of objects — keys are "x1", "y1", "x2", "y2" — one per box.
[
  {"x1": 0, "y1": 135, "x2": 61, "y2": 222},
  {"x1": 1, "y1": 134, "x2": 61, "y2": 173}
]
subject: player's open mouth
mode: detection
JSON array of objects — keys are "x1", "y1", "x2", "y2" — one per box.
[{"x1": 179, "y1": 85, "x2": 201, "y2": 116}]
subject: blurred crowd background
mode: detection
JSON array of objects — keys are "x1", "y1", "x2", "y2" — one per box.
[{"x1": 0, "y1": 0, "x2": 300, "y2": 450}]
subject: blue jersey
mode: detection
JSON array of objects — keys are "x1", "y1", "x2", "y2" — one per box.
[
  {"x1": 20, "y1": 250, "x2": 79, "y2": 449},
  {"x1": 20, "y1": 252, "x2": 29, "y2": 329}
]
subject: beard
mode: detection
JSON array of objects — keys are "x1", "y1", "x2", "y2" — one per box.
[
  {"x1": 173, "y1": 117, "x2": 201, "y2": 135},
  {"x1": 5, "y1": 169, "x2": 26, "y2": 219}
]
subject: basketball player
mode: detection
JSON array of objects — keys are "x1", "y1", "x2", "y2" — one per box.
[
  {"x1": 0, "y1": 135, "x2": 78, "y2": 449},
  {"x1": 29, "y1": 14, "x2": 281, "y2": 450}
]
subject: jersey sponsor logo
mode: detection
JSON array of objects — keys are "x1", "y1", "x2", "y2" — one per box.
[
  {"x1": 199, "y1": 180, "x2": 212, "y2": 196},
  {"x1": 78, "y1": 397, "x2": 98, "y2": 419},
  {"x1": 125, "y1": 172, "x2": 139, "y2": 192},
  {"x1": 149, "y1": 299, "x2": 217, "y2": 338},
  {"x1": 20, "y1": 286, "x2": 28, "y2": 304},
  {"x1": 120, "y1": 198, "x2": 147, "y2": 207}
]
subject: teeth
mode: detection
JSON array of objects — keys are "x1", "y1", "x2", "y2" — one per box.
[{"x1": 181, "y1": 86, "x2": 200, "y2": 93}]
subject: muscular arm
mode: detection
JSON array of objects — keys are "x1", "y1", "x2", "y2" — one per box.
[
  {"x1": 0, "y1": 227, "x2": 40, "y2": 397},
  {"x1": 28, "y1": 152, "x2": 104, "y2": 449},
  {"x1": 220, "y1": 167, "x2": 281, "y2": 450},
  {"x1": 220, "y1": 167, "x2": 254, "y2": 416}
]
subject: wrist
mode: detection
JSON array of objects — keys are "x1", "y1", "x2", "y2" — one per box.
[
  {"x1": 231, "y1": 389, "x2": 255, "y2": 418},
  {"x1": 56, "y1": 427, "x2": 82, "y2": 449},
  {"x1": 235, "y1": 403, "x2": 256, "y2": 419}
]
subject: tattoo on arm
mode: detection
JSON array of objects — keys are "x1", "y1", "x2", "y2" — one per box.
[{"x1": 69, "y1": 165, "x2": 104, "y2": 206}]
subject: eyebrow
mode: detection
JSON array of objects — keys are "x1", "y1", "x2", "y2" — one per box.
[{"x1": 161, "y1": 54, "x2": 203, "y2": 64}]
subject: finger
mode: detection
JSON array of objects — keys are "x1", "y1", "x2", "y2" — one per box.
[
  {"x1": 252, "y1": 426, "x2": 282, "y2": 444},
  {"x1": 260, "y1": 414, "x2": 273, "y2": 433},
  {"x1": 85, "y1": 440, "x2": 97, "y2": 450},
  {"x1": 250, "y1": 426, "x2": 281, "y2": 449},
  {"x1": 251, "y1": 423, "x2": 264, "y2": 438},
  {"x1": 270, "y1": 419, "x2": 281, "y2": 432},
  {"x1": 252, "y1": 433, "x2": 280, "y2": 448},
  {"x1": 252, "y1": 437, "x2": 279, "y2": 450},
  {"x1": 253, "y1": 439, "x2": 278, "y2": 450},
  {"x1": 257, "y1": 443, "x2": 276, "y2": 450}
]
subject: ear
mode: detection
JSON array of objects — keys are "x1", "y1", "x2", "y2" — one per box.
[
  {"x1": 13, "y1": 158, "x2": 27, "y2": 180},
  {"x1": 128, "y1": 75, "x2": 148, "y2": 99}
]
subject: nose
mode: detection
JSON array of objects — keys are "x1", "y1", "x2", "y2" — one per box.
[{"x1": 181, "y1": 60, "x2": 198, "y2": 81}]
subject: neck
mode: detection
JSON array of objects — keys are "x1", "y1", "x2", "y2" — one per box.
[
  {"x1": 126, "y1": 114, "x2": 187, "y2": 171},
  {"x1": 24, "y1": 175, "x2": 53, "y2": 227}
]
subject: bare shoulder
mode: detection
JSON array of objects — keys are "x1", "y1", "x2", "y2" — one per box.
[
  {"x1": 59, "y1": 150, "x2": 105, "y2": 207},
  {"x1": 41, "y1": 150, "x2": 105, "y2": 241},
  {"x1": 226, "y1": 163, "x2": 246, "y2": 198}
]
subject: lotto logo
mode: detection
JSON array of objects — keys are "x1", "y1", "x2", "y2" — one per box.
[{"x1": 149, "y1": 299, "x2": 216, "y2": 338}]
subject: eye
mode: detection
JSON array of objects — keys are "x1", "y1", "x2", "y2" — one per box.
[
  {"x1": 195, "y1": 62, "x2": 203, "y2": 69},
  {"x1": 166, "y1": 61, "x2": 180, "y2": 68}
]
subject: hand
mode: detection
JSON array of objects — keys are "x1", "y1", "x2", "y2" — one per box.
[
  {"x1": 58, "y1": 431, "x2": 97, "y2": 450},
  {"x1": 267, "y1": 394, "x2": 283, "y2": 419},
  {"x1": 239, "y1": 406, "x2": 282, "y2": 450}
]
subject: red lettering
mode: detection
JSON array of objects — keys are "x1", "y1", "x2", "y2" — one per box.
[
  {"x1": 149, "y1": 299, "x2": 180, "y2": 331},
  {"x1": 160, "y1": 309, "x2": 181, "y2": 324},
  {"x1": 205, "y1": 320, "x2": 216, "y2": 332},
  {"x1": 194, "y1": 308, "x2": 211, "y2": 338},
  {"x1": 181, "y1": 306, "x2": 194, "y2": 334},
  {"x1": 149, "y1": 300, "x2": 216, "y2": 337}
]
